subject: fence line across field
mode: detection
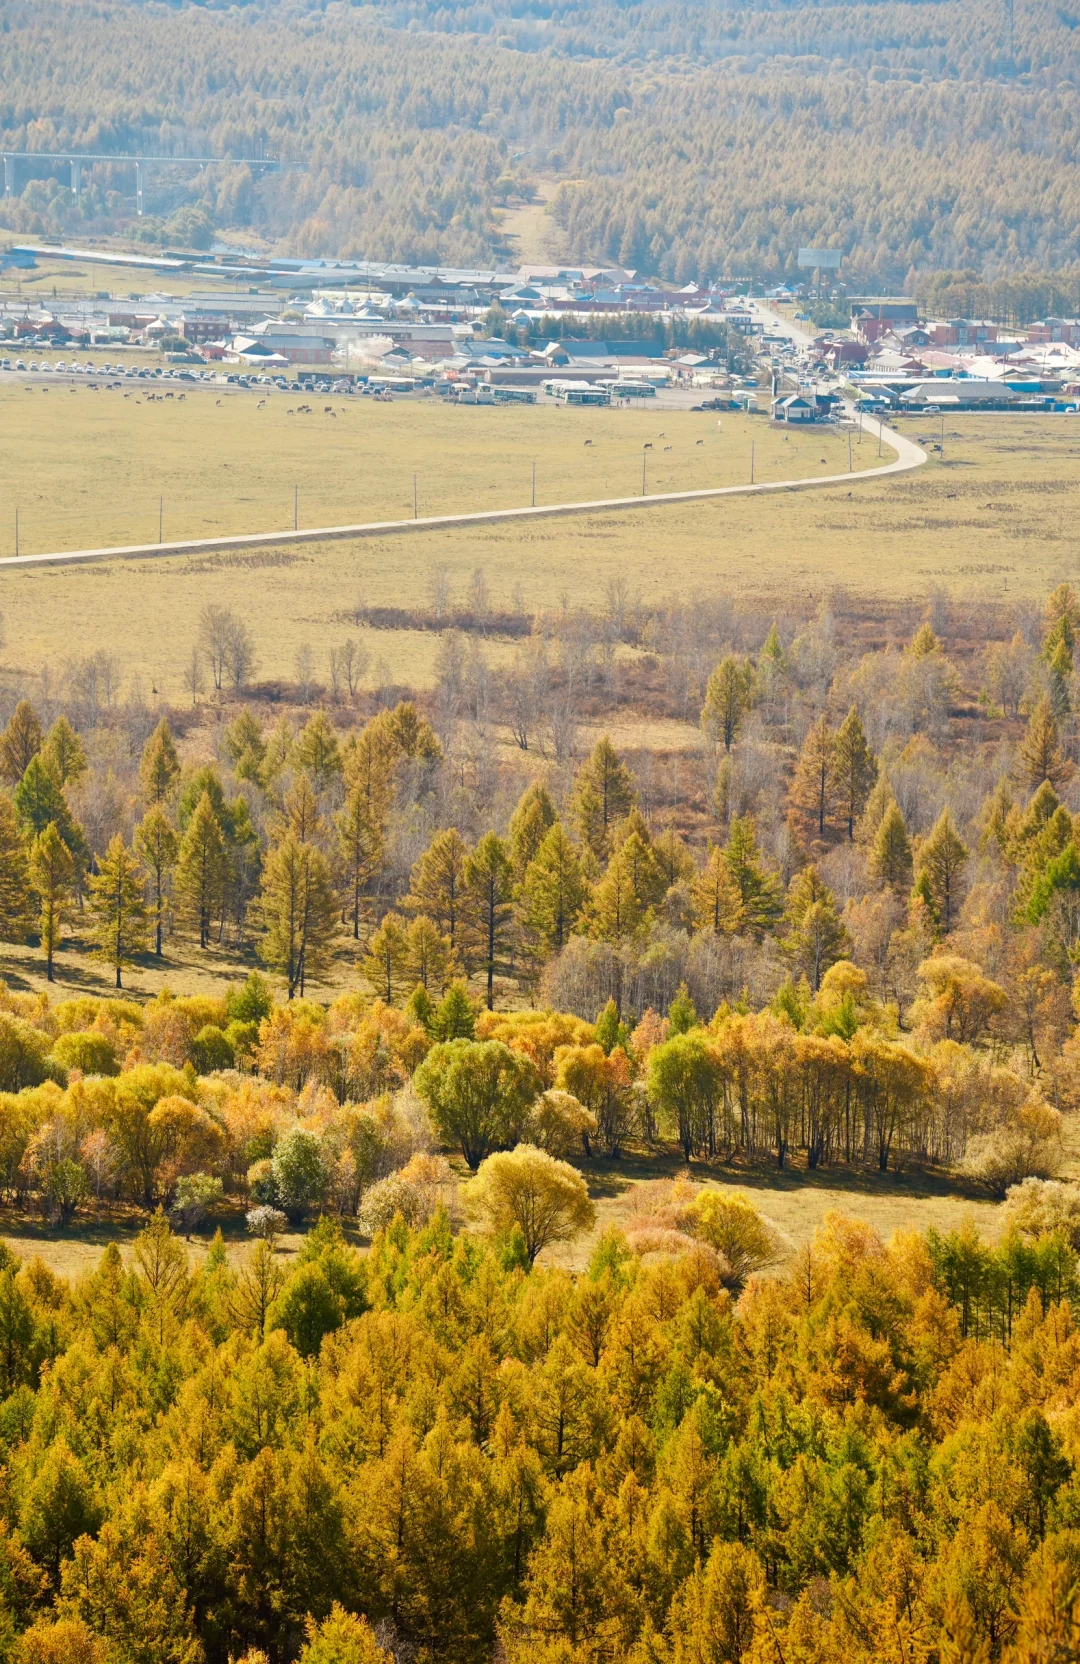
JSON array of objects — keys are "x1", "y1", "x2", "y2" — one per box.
[{"x1": 0, "y1": 418, "x2": 925, "y2": 571}]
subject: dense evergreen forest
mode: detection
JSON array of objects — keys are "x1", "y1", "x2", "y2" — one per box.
[{"x1": 3, "y1": 0, "x2": 1080, "y2": 284}]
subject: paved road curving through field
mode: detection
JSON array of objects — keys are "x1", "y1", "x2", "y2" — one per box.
[{"x1": 0, "y1": 413, "x2": 924, "y2": 571}]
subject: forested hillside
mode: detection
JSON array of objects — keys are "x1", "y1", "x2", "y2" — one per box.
[{"x1": 3, "y1": 0, "x2": 1080, "y2": 283}]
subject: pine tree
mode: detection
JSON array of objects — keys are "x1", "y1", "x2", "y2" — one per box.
[
  {"x1": 791, "y1": 713, "x2": 836, "y2": 840},
  {"x1": 88, "y1": 835, "x2": 148, "y2": 989},
  {"x1": 519, "y1": 823, "x2": 588, "y2": 957},
  {"x1": 174, "y1": 790, "x2": 227, "y2": 949},
  {"x1": 508, "y1": 781, "x2": 557, "y2": 882},
  {"x1": 917, "y1": 808, "x2": 969, "y2": 934},
  {"x1": 139, "y1": 716, "x2": 180, "y2": 805},
  {"x1": 831, "y1": 705, "x2": 877, "y2": 839},
  {"x1": 700, "y1": 655, "x2": 754, "y2": 751},
  {"x1": 691, "y1": 844, "x2": 745, "y2": 936},
  {"x1": 29, "y1": 822, "x2": 74, "y2": 982},
  {"x1": 134, "y1": 806, "x2": 179, "y2": 957},
  {"x1": 1019, "y1": 694, "x2": 1071, "y2": 790},
  {"x1": 870, "y1": 800, "x2": 913, "y2": 891},
  {"x1": 0, "y1": 793, "x2": 32, "y2": 942},
  {"x1": 362, "y1": 911, "x2": 410, "y2": 1003},
  {"x1": 465, "y1": 831, "x2": 514, "y2": 1009},
  {"x1": 405, "y1": 827, "x2": 470, "y2": 951},
  {"x1": 40, "y1": 715, "x2": 87, "y2": 788},
  {"x1": 0, "y1": 700, "x2": 42, "y2": 785},
  {"x1": 570, "y1": 737, "x2": 637, "y2": 860},
  {"x1": 335, "y1": 786, "x2": 384, "y2": 940},
  {"x1": 259, "y1": 834, "x2": 337, "y2": 998}
]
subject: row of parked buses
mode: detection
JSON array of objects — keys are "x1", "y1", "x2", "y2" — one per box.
[{"x1": 541, "y1": 378, "x2": 658, "y2": 404}]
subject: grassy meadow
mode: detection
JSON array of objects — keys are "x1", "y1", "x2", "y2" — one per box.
[
  {"x1": 3, "y1": 404, "x2": 1080, "y2": 700},
  {"x1": 0, "y1": 382, "x2": 874, "y2": 555}
]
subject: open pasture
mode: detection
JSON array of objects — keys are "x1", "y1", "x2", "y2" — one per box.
[
  {"x1": 0, "y1": 381, "x2": 874, "y2": 556},
  {"x1": 2, "y1": 409, "x2": 1080, "y2": 702}
]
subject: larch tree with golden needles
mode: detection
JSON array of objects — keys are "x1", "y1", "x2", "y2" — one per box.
[
  {"x1": 406, "y1": 827, "x2": 470, "y2": 953},
  {"x1": 404, "y1": 914, "x2": 457, "y2": 994},
  {"x1": 870, "y1": 799, "x2": 913, "y2": 892},
  {"x1": 40, "y1": 715, "x2": 87, "y2": 790},
  {"x1": 508, "y1": 781, "x2": 558, "y2": 883},
  {"x1": 791, "y1": 713, "x2": 836, "y2": 840},
  {"x1": 362, "y1": 911, "x2": 410, "y2": 1003},
  {"x1": 0, "y1": 699, "x2": 42, "y2": 785},
  {"x1": 701, "y1": 654, "x2": 754, "y2": 752},
  {"x1": 570, "y1": 736, "x2": 637, "y2": 861},
  {"x1": 465, "y1": 831, "x2": 514, "y2": 1010},
  {"x1": 259, "y1": 833, "x2": 337, "y2": 999},
  {"x1": 831, "y1": 705, "x2": 877, "y2": 839},
  {"x1": 335, "y1": 785, "x2": 384, "y2": 941},
  {"x1": 1019, "y1": 694, "x2": 1071, "y2": 791},
  {"x1": 691, "y1": 843, "x2": 745, "y2": 936},
  {"x1": 174, "y1": 790, "x2": 227, "y2": 949},
  {"x1": 519, "y1": 823, "x2": 588, "y2": 961},
  {"x1": 134, "y1": 806, "x2": 179, "y2": 958},
  {"x1": 917, "y1": 808, "x2": 969, "y2": 935},
  {"x1": 0, "y1": 793, "x2": 33, "y2": 942},
  {"x1": 139, "y1": 716, "x2": 180, "y2": 806},
  {"x1": 88, "y1": 835, "x2": 149, "y2": 990},
  {"x1": 29, "y1": 822, "x2": 74, "y2": 982}
]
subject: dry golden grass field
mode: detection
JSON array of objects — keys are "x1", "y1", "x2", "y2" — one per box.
[
  {"x1": 2, "y1": 403, "x2": 1079, "y2": 700},
  {"x1": 0, "y1": 382, "x2": 873, "y2": 555},
  {"x1": 0, "y1": 384, "x2": 885, "y2": 697}
]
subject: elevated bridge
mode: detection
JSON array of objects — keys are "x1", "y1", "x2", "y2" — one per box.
[{"x1": 0, "y1": 151, "x2": 283, "y2": 214}]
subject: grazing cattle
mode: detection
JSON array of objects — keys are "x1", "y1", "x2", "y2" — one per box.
[
  {"x1": 643, "y1": 442, "x2": 653, "y2": 450},
  {"x1": 664, "y1": 445, "x2": 672, "y2": 451},
  {"x1": 584, "y1": 439, "x2": 593, "y2": 446}
]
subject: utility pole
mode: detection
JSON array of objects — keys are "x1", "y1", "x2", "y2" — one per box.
[
  {"x1": 14, "y1": 509, "x2": 17, "y2": 559},
  {"x1": 940, "y1": 412, "x2": 945, "y2": 460},
  {"x1": 751, "y1": 441, "x2": 755, "y2": 484},
  {"x1": 159, "y1": 495, "x2": 163, "y2": 544},
  {"x1": 848, "y1": 431, "x2": 852, "y2": 472},
  {"x1": 413, "y1": 473, "x2": 418, "y2": 519},
  {"x1": 531, "y1": 460, "x2": 536, "y2": 507},
  {"x1": 642, "y1": 448, "x2": 647, "y2": 496},
  {"x1": 294, "y1": 485, "x2": 298, "y2": 530}
]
